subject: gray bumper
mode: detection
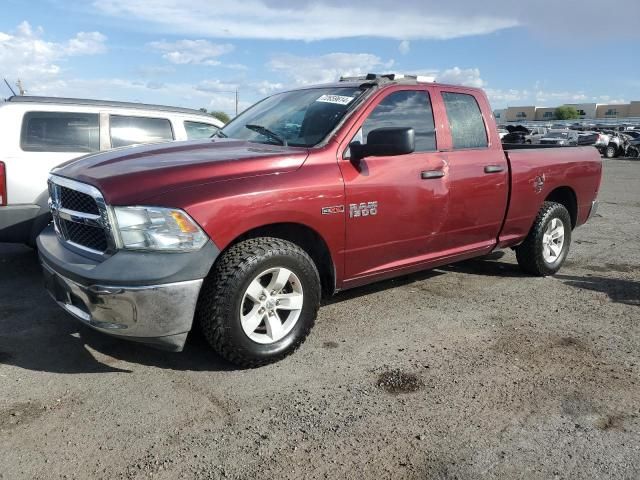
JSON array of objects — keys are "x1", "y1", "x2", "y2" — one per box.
[
  {"x1": 42, "y1": 263, "x2": 202, "y2": 351},
  {"x1": 38, "y1": 226, "x2": 219, "y2": 351},
  {"x1": 0, "y1": 204, "x2": 48, "y2": 244}
]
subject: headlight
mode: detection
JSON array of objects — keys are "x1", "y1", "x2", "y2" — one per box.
[{"x1": 113, "y1": 206, "x2": 208, "y2": 251}]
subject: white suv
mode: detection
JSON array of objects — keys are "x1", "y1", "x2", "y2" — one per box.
[{"x1": 0, "y1": 96, "x2": 224, "y2": 245}]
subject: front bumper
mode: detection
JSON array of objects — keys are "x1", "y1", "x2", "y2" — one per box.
[{"x1": 38, "y1": 226, "x2": 219, "y2": 351}]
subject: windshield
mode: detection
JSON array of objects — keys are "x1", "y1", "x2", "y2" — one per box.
[{"x1": 219, "y1": 87, "x2": 367, "y2": 147}]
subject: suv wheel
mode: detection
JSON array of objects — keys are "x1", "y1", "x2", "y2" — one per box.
[
  {"x1": 604, "y1": 144, "x2": 617, "y2": 158},
  {"x1": 515, "y1": 202, "x2": 572, "y2": 276},
  {"x1": 196, "y1": 237, "x2": 321, "y2": 367}
]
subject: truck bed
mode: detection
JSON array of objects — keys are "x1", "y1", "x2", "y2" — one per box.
[{"x1": 498, "y1": 146, "x2": 602, "y2": 248}]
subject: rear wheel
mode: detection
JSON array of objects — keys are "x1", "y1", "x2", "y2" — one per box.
[
  {"x1": 515, "y1": 202, "x2": 572, "y2": 276},
  {"x1": 604, "y1": 144, "x2": 617, "y2": 158},
  {"x1": 196, "y1": 237, "x2": 321, "y2": 367}
]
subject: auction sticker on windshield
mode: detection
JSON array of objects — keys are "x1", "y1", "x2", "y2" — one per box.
[{"x1": 316, "y1": 94, "x2": 355, "y2": 105}]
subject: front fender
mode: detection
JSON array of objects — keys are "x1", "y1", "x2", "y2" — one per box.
[{"x1": 142, "y1": 160, "x2": 346, "y2": 282}]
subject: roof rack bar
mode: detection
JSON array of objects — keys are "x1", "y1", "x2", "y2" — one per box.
[
  {"x1": 6, "y1": 95, "x2": 210, "y2": 116},
  {"x1": 339, "y1": 73, "x2": 433, "y2": 83}
]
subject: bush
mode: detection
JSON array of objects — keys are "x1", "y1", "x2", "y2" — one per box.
[
  {"x1": 200, "y1": 109, "x2": 231, "y2": 124},
  {"x1": 555, "y1": 106, "x2": 580, "y2": 120}
]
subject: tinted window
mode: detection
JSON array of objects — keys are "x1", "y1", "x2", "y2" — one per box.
[
  {"x1": 361, "y1": 91, "x2": 436, "y2": 152},
  {"x1": 184, "y1": 121, "x2": 219, "y2": 140},
  {"x1": 21, "y1": 112, "x2": 99, "y2": 152},
  {"x1": 110, "y1": 115, "x2": 173, "y2": 148},
  {"x1": 442, "y1": 92, "x2": 488, "y2": 149}
]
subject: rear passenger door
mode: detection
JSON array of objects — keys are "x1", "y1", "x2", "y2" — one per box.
[{"x1": 435, "y1": 88, "x2": 509, "y2": 253}]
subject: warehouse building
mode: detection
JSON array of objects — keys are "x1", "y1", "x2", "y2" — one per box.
[
  {"x1": 596, "y1": 103, "x2": 630, "y2": 119},
  {"x1": 535, "y1": 108, "x2": 556, "y2": 121},
  {"x1": 504, "y1": 106, "x2": 536, "y2": 122},
  {"x1": 498, "y1": 100, "x2": 640, "y2": 122}
]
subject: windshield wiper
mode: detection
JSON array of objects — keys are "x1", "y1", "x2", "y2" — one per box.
[
  {"x1": 213, "y1": 130, "x2": 227, "y2": 138},
  {"x1": 245, "y1": 124, "x2": 288, "y2": 146}
]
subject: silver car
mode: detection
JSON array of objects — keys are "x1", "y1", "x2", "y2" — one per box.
[{"x1": 539, "y1": 130, "x2": 579, "y2": 146}]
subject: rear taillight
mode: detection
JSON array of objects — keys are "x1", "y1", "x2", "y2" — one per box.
[{"x1": 0, "y1": 162, "x2": 6, "y2": 206}]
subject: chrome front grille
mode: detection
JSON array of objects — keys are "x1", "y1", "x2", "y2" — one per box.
[
  {"x1": 48, "y1": 175, "x2": 115, "y2": 256},
  {"x1": 59, "y1": 186, "x2": 100, "y2": 215}
]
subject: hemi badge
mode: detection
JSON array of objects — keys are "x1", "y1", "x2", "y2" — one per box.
[{"x1": 321, "y1": 205, "x2": 345, "y2": 215}]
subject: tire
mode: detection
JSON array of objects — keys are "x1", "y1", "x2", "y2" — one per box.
[
  {"x1": 515, "y1": 202, "x2": 572, "y2": 277},
  {"x1": 195, "y1": 237, "x2": 321, "y2": 367},
  {"x1": 604, "y1": 144, "x2": 617, "y2": 158}
]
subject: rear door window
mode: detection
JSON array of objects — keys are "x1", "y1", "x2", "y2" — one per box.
[
  {"x1": 110, "y1": 115, "x2": 174, "y2": 148},
  {"x1": 359, "y1": 90, "x2": 437, "y2": 152},
  {"x1": 442, "y1": 92, "x2": 488, "y2": 149},
  {"x1": 184, "y1": 121, "x2": 219, "y2": 140},
  {"x1": 21, "y1": 112, "x2": 100, "y2": 152}
]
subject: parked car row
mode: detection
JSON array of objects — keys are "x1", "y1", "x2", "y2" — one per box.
[
  {"x1": 499, "y1": 122, "x2": 640, "y2": 158},
  {"x1": 0, "y1": 96, "x2": 224, "y2": 245}
]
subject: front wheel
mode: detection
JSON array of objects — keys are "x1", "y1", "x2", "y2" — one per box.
[
  {"x1": 604, "y1": 144, "x2": 617, "y2": 158},
  {"x1": 196, "y1": 237, "x2": 321, "y2": 367},
  {"x1": 515, "y1": 202, "x2": 572, "y2": 276}
]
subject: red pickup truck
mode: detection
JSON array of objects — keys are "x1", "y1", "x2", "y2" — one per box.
[{"x1": 39, "y1": 74, "x2": 602, "y2": 366}]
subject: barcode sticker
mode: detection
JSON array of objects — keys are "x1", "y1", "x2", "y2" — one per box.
[{"x1": 316, "y1": 94, "x2": 354, "y2": 105}]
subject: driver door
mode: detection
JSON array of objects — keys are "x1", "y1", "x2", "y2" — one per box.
[{"x1": 338, "y1": 87, "x2": 451, "y2": 281}]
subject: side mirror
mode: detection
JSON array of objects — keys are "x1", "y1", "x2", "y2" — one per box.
[{"x1": 349, "y1": 127, "x2": 415, "y2": 163}]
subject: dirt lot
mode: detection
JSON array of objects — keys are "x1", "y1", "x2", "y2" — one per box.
[{"x1": 1, "y1": 159, "x2": 638, "y2": 479}]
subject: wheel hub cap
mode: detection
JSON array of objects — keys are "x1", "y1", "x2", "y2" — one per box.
[
  {"x1": 240, "y1": 267, "x2": 304, "y2": 344},
  {"x1": 542, "y1": 218, "x2": 565, "y2": 263}
]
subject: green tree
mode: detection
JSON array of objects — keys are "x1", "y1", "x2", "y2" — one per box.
[
  {"x1": 554, "y1": 105, "x2": 580, "y2": 120},
  {"x1": 209, "y1": 110, "x2": 231, "y2": 124},
  {"x1": 200, "y1": 109, "x2": 231, "y2": 124}
]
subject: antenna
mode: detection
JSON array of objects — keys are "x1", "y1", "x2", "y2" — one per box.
[{"x1": 3, "y1": 78, "x2": 17, "y2": 97}]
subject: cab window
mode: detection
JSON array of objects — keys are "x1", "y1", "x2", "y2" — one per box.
[
  {"x1": 357, "y1": 90, "x2": 436, "y2": 152},
  {"x1": 442, "y1": 92, "x2": 488, "y2": 149}
]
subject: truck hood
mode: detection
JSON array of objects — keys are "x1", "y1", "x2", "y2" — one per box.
[{"x1": 53, "y1": 139, "x2": 309, "y2": 205}]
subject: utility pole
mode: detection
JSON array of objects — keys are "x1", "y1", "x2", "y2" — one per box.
[
  {"x1": 215, "y1": 89, "x2": 239, "y2": 118},
  {"x1": 16, "y1": 79, "x2": 26, "y2": 95}
]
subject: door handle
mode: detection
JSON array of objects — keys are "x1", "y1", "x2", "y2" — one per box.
[
  {"x1": 421, "y1": 170, "x2": 445, "y2": 180},
  {"x1": 484, "y1": 165, "x2": 505, "y2": 174}
]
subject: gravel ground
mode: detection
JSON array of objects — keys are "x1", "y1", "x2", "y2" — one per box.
[{"x1": 1, "y1": 159, "x2": 638, "y2": 479}]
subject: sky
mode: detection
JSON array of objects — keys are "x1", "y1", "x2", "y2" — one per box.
[{"x1": 1, "y1": 0, "x2": 639, "y2": 115}]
